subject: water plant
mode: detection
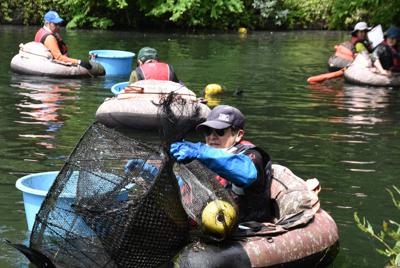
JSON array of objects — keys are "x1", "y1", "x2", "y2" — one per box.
[{"x1": 354, "y1": 186, "x2": 400, "y2": 267}]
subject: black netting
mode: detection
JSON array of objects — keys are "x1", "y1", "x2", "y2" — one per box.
[{"x1": 28, "y1": 93, "x2": 236, "y2": 267}]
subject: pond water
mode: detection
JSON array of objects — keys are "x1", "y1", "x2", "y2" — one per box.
[{"x1": 0, "y1": 25, "x2": 399, "y2": 267}]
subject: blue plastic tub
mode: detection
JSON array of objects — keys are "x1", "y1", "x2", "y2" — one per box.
[
  {"x1": 89, "y1": 50, "x2": 135, "y2": 76},
  {"x1": 111, "y1": 81, "x2": 129, "y2": 95},
  {"x1": 16, "y1": 171, "x2": 59, "y2": 231},
  {"x1": 16, "y1": 171, "x2": 130, "y2": 232}
]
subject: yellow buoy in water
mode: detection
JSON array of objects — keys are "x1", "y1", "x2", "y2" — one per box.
[
  {"x1": 201, "y1": 200, "x2": 237, "y2": 236},
  {"x1": 204, "y1": 83, "x2": 223, "y2": 96},
  {"x1": 238, "y1": 27, "x2": 248, "y2": 34}
]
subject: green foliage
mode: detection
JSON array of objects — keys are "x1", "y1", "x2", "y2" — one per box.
[
  {"x1": 354, "y1": 186, "x2": 400, "y2": 267},
  {"x1": 59, "y1": 0, "x2": 127, "y2": 29},
  {"x1": 252, "y1": 0, "x2": 288, "y2": 27},
  {"x1": 328, "y1": 0, "x2": 400, "y2": 30},
  {"x1": 283, "y1": 0, "x2": 332, "y2": 29},
  {"x1": 0, "y1": 0, "x2": 399, "y2": 30},
  {"x1": 137, "y1": 0, "x2": 245, "y2": 28}
]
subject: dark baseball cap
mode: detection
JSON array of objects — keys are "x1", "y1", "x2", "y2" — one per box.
[
  {"x1": 137, "y1": 47, "x2": 159, "y2": 62},
  {"x1": 196, "y1": 105, "x2": 245, "y2": 131},
  {"x1": 44, "y1": 11, "x2": 64, "y2": 24}
]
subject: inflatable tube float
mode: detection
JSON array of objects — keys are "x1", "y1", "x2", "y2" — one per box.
[
  {"x1": 327, "y1": 42, "x2": 354, "y2": 72},
  {"x1": 10, "y1": 42, "x2": 105, "y2": 78},
  {"x1": 96, "y1": 80, "x2": 211, "y2": 130},
  {"x1": 344, "y1": 54, "x2": 400, "y2": 87},
  {"x1": 173, "y1": 164, "x2": 340, "y2": 268}
]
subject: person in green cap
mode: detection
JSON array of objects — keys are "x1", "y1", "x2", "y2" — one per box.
[{"x1": 128, "y1": 47, "x2": 179, "y2": 84}]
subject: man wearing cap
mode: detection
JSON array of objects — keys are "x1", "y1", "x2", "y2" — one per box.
[
  {"x1": 35, "y1": 10, "x2": 92, "y2": 70},
  {"x1": 170, "y1": 105, "x2": 273, "y2": 222},
  {"x1": 128, "y1": 47, "x2": 179, "y2": 84},
  {"x1": 372, "y1": 26, "x2": 400, "y2": 75},
  {"x1": 351, "y1": 21, "x2": 372, "y2": 54}
]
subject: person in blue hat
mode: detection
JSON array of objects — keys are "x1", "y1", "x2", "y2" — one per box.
[
  {"x1": 372, "y1": 26, "x2": 400, "y2": 75},
  {"x1": 170, "y1": 105, "x2": 273, "y2": 222},
  {"x1": 128, "y1": 47, "x2": 179, "y2": 84},
  {"x1": 34, "y1": 10, "x2": 92, "y2": 70}
]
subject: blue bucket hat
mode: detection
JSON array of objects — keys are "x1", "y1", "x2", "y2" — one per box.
[
  {"x1": 385, "y1": 26, "x2": 400, "y2": 39},
  {"x1": 196, "y1": 105, "x2": 245, "y2": 131},
  {"x1": 44, "y1": 11, "x2": 64, "y2": 24}
]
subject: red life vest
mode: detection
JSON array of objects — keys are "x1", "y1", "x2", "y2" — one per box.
[
  {"x1": 34, "y1": 27, "x2": 69, "y2": 56},
  {"x1": 389, "y1": 45, "x2": 400, "y2": 71},
  {"x1": 138, "y1": 62, "x2": 170, "y2": 80},
  {"x1": 334, "y1": 42, "x2": 354, "y2": 61}
]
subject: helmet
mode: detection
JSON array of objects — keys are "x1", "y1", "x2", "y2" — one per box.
[{"x1": 137, "y1": 47, "x2": 159, "y2": 62}]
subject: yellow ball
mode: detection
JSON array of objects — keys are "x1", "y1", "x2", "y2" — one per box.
[
  {"x1": 238, "y1": 27, "x2": 248, "y2": 34},
  {"x1": 201, "y1": 200, "x2": 237, "y2": 236},
  {"x1": 204, "y1": 83, "x2": 223, "y2": 96}
]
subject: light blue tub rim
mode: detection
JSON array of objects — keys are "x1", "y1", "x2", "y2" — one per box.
[
  {"x1": 111, "y1": 81, "x2": 129, "y2": 95},
  {"x1": 89, "y1": 50, "x2": 135, "y2": 59},
  {"x1": 15, "y1": 171, "x2": 58, "y2": 197}
]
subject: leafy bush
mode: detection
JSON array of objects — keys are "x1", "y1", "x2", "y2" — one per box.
[{"x1": 354, "y1": 186, "x2": 400, "y2": 267}]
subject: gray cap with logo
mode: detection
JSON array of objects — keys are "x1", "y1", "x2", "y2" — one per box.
[{"x1": 196, "y1": 105, "x2": 245, "y2": 130}]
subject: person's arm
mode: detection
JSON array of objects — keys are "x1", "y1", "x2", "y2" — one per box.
[
  {"x1": 43, "y1": 35, "x2": 79, "y2": 65},
  {"x1": 373, "y1": 58, "x2": 392, "y2": 76},
  {"x1": 170, "y1": 141, "x2": 257, "y2": 187}
]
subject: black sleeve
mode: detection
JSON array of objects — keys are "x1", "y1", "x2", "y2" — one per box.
[{"x1": 168, "y1": 64, "x2": 179, "y2": 82}]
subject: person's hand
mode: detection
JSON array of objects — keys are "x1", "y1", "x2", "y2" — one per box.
[
  {"x1": 170, "y1": 141, "x2": 204, "y2": 161},
  {"x1": 125, "y1": 159, "x2": 145, "y2": 173},
  {"x1": 79, "y1": 60, "x2": 92, "y2": 70}
]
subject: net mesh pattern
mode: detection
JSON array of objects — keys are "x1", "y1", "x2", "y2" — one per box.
[{"x1": 29, "y1": 94, "x2": 236, "y2": 267}]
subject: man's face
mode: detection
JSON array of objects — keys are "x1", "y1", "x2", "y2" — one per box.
[
  {"x1": 49, "y1": 23, "x2": 59, "y2": 32},
  {"x1": 203, "y1": 127, "x2": 244, "y2": 149},
  {"x1": 387, "y1": 37, "x2": 397, "y2": 46},
  {"x1": 356, "y1": 30, "x2": 366, "y2": 40}
]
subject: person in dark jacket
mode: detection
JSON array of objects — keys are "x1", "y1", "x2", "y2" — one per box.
[
  {"x1": 128, "y1": 47, "x2": 179, "y2": 84},
  {"x1": 372, "y1": 26, "x2": 400, "y2": 75},
  {"x1": 170, "y1": 105, "x2": 273, "y2": 222}
]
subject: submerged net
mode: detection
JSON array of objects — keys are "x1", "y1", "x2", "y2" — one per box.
[{"x1": 29, "y1": 93, "x2": 236, "y2": 267}]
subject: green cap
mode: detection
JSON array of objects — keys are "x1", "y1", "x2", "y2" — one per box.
[{"x1": 137, "y1": 47, "x2": 159, "y2": 62}]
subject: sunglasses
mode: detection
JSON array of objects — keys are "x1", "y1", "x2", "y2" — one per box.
[{"x1": 202, "y1": 127, "x2": 231, "y2": 137}]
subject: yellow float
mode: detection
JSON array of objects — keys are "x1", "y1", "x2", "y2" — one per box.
[
  {"x1": 204, "y1": 83, "x2": 223, "y2": 97},
  {"x1": 201, "y1": 199, "x2": 237, "y2": 237}
]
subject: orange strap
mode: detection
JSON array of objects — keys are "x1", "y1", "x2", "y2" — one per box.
[{"x1": 122, "y1": 86, "x2": 144, "y2": 94}]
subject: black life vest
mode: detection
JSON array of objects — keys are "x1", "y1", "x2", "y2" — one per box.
[{"x1": 218, "y1": 140, "x2": 273, "y2": 222}]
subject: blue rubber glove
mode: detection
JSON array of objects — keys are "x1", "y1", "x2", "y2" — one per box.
[
  {"x1": 170, "y1": 141, "x2": 203, "y2": 161},
  {"x1": 170, "y1": 141, "x2": 257, "y2": 187},
  {"x1": 124, "y1": 159, "x2": 158, "y2": 179}
]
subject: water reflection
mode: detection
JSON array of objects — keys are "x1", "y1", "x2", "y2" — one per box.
[
  {"x1": 11, "y1": 79, "x2": 79, "y2": 149},
  {"x1": 308, "y1": 82, "x2": 394, "y2": 125}
]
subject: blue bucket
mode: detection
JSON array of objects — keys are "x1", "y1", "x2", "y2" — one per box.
[
  {"x1": 89, "y1": 50, "x2": 135, "y2": 76},
  {"x1": 16, "y1": 171, "x2": 130, "y2": 232},
  {"x1": 16, "y1": 171, "x2": 59, "y2": 231},
  {"x1": 111, "y1": 81, "x2": 129, "y2": 95}
]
